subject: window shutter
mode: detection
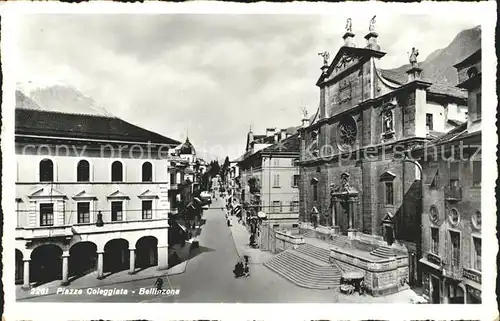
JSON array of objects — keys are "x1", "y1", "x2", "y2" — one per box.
[{"x1": 450, "y1": 162, "x2": 459, "y2": 180}]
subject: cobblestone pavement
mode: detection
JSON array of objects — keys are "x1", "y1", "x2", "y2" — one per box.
[{"x1": 20, "y1": 198, "x2": 419, "y2": 303}]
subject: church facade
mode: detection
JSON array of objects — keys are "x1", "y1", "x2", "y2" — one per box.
[{"x1": 298, "y1": 19, "x2": 468, "y2": 287}]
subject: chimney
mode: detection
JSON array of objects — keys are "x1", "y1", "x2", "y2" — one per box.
[
  {"x1": 280, "y1": 129, "x2": 287, "y2": 141},
  {"x1": 266, "y1": 127, "x2": 276, "y2": 137},
  {"x1": 248, "y1": 130, "x2": 254, "y2": 144}
]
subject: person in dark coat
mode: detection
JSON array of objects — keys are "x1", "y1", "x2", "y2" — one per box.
[
  {"x1": 154, "y1": 277, "x2": 164, "y2": 290},
  {"x1": 233, "y1": 261, "x2": 244, "y2": 277}
]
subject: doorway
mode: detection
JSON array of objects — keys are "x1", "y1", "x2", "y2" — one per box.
[
  {"x1": 338, "y1": 201, "x2": 349, "y2": 235},
  {"x1": 384, "y1": 224, "x2": 395, "y2": 245},
  {"x1": 431, "y1": 276, "x2": 440, "y2": 303}
]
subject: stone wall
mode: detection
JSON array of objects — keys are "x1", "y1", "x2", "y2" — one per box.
[
  {"x1": 331, "y1": 247, "x2": 409, "y2": 296},
  {"x1": 273, "y1": 230, "x2": 305, "y2": 254}
]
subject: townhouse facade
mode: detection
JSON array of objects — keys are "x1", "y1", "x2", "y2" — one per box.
[
  {"x1": 417, "y1": 49, "x2": 482, "y2": 304},
  {"x1": 237, "y1": 127, "x2": 300, "y2": 250},
  {"x1": 14, "y1": 103, "x2": 180, "y2": 288}
]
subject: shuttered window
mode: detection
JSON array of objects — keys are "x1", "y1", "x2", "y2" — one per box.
[
  {"x1": 449, "y1": 162, "x2": 460, "y2": 181},
  {"x1": 472, "y1": 161, "x2": 481, "y2": 187}
]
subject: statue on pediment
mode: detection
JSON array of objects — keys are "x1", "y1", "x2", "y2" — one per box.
[
  {"x1": 409, "y1": 47, "x2": 419, "y2": 68},
  {"x1": 345, "y1": 18, "x2": 352, "y2": 33},
  {"x1": 318, "y1": 51, "x2": 330, "y2": 66},
  {"x1": 369, "y1": 15, "x2": 376, "y2": 32},
  {"x1": 340, "y1": 172, "x2": 351, "y2": 191}
]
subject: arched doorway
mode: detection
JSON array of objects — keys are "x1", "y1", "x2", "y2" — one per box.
[
  {"x1": 30, "y1": 244, "x2": 63, "y2": 284},
  {"x1": 15, "y1": 249, "x2": 23, "y2": 284},
  {"x1": 135, "y1": 236, "x2": 158, "y2": 269},
  {"x1": 69, "y1": 242, "x2": 97, "y2": 277},
  {"x1": 104, "y1": 239, "x2": 129, "y2": 273}
]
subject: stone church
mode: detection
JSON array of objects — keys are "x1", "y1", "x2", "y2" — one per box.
[{"x1": 298, "y1": 18, "x2": 468, "y2": 286}]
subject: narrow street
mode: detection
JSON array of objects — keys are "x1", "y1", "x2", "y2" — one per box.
[{"x1": 20, "y1": 198, "x2": 335, "y2": 303}]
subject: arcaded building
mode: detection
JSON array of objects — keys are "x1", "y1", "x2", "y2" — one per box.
[
  {"x1": 298, "y1": 22, "x2": 468, "y2": 287},
  {"x1": 14, "y1": 97, "x2": 180, "y2": 289}
]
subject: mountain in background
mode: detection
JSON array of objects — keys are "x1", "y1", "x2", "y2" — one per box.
[
  {"x1": 384, "y1": 25, "x2": 481, "y2": 86},
  {"x1": 16, "y1": 84, "x2": 112, "y2": 117}
]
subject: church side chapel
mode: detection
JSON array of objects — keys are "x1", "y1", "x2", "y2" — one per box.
[{"x1": 297, "y1": 16, "x2": 468, "y2": 295}]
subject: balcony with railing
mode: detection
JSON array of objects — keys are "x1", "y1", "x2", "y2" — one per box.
[
  {"x1": 444, "y1": 183, "x2": 463, "y2": 201},
  {"x1": 16, "y1": 218, "x2": 169, "y2": 240}
]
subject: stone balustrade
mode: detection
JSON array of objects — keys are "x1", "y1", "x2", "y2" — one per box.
[{"x1": 274, "y1": 230, "x2": 305, "y2": 253}]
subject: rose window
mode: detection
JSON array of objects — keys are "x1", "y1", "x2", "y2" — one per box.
[
  {"x1": 472, "y1": 210, "x2": 481, "y2": 229},
  {"x1": 337, "y1": 117, "x2": 357, "y2": 151},
  {"x1": 429, "y1": 205, "x2": 439, "y2": 223},
  {"x1": 449, "y1": 208, "x2": 460, "y2": 226}
]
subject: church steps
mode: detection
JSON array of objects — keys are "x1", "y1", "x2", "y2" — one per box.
[
  {"x1": 269, "y1": 252, "x2": 340, "y2": 277},
  {"x1": 264, "y1": 249, "x2": 341, "y2": 289},
  {"x1": 295, "y1": 244, "x2": 331, "y2": 263},
  {"x1": 370, "y1": 246, "x2": 397, "y2": 258}
]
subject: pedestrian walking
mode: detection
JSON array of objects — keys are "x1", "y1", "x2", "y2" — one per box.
[{"x1": 154, "y1": 277, "x2": 164, "y2": 291}]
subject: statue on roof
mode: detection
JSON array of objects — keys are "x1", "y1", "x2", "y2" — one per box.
[
  {"x1": 301, "y1": 106, "x2": 309, "y2": 119},
  {"x1": 345, "y1": 18, "x2": 352, "y2": 33},
  {"x1": 369, "y1": 15, "x2": 376, "y2": 32},
  {"x1": 409, "y1": 47, "x2": 419, "y2": 68},
  {"x1": 318, "y1": 51, "x2": 330, "y2": 66}
]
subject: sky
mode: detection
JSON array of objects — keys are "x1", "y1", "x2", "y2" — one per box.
[{"x1": 14, "y1": 13, "x2": 481, "y2": 161}]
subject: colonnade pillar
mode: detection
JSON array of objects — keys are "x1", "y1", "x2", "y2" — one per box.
[
  {"x1": 61, "y1": 251, "x2": 70, "y2": 285},
  {"x1": 22, "y1": 260, "x2": 30, "y2": 289},
  {"x1": 97, "y1": 251, "x2": 104, "y2": 279},
  {"x1": 129, "y1": 248, "x2": 136, "y2": 274}
]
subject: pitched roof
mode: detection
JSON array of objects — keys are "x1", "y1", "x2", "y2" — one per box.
[
  {"x1": 260, "y1": 134, "x2": 300, "y2": 155},
  {"x1": 428, "y1": 122, "x2": 468, "y2": 145},
  {"x1": 15, "y1": 108, "x2": 181, "y2": 145},
  {"x1": 453, "y1": 49, "x2": 481, "y2": 68},
  {"x1": 379, "y1": 69, "x2": 467, "y2": 100}
]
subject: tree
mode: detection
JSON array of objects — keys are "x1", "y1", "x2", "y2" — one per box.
[{"x1": 221, "y1": 156, "x2": 231, "y2": 182}]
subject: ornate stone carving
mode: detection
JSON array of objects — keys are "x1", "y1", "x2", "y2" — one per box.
[
  {"x1": 331, "y1": 172, "x2": 352, "y2": 194},
  {"x1": 335, "y1": 54, "x2": 355, "y2": 71},
  {"x1": 337, "y1": 117, "x2": 357, "y2": 151}
]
